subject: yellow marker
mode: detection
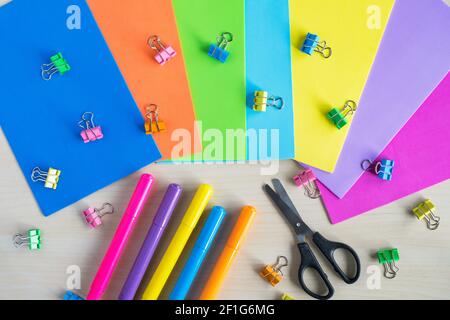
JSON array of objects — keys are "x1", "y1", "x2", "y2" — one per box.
[{"x1": 142, "y1": 184, "x2": 212, "y2": 300}]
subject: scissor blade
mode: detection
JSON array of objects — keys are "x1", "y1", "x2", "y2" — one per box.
[
  {"x1": 264, "y1": 184, "x2": 303, "y2": 235},
  {"x1": 272, "y1": 179, "x2": 300, "y2": 215}
]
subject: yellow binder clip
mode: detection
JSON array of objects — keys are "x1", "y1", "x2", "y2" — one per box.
[
  {"x1": 144, "y1": 104, "x2": 166, "y2": 134},
  {"x1": 31, "y1": 167, "x2": 61, "y2": 189},
  {"x1": 412, "y1": 200, "x2": 440, "y2": 230},
  {"x1": 281, "y1": 293, "x2": 296, "y2": 300},
  {"x1": 259, "y1": 256, "x2": 288, "y2": 286},
  {"x1": 253, "y1": 91, "x2": 284, "y2": 112}
]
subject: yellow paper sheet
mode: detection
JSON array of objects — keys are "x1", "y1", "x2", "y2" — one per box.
[{"x1": 291, "y1": 0, "x2": 394, "y2": 172}]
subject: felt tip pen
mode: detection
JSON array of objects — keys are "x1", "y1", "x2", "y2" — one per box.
[
  {"x1": 119, "y1": 183, "x2": 182, "y2": 300},
  {"x1": 86, "y1": 174, "x2": 154, "y2": 300},
  {"x1": 142, "y1": 184, "x2": 213, "y2": 300},
  {"x1": 199, "y1": 206, "x2": 256, "y2": 300},
  {"x1": 169, "y1": 206, "x2": 227, "y2": 300}
]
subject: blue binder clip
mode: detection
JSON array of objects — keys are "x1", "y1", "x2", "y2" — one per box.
[
  {"x1": 301, "y1": 33, "x2": 332, "y2": 58},
  {"x1": 208, "y1": 32, "x2": 233, "y2": 63},
  {"x1": 63, "y1": 290, "x2": 84, "y2": 300},
  {"x1": 362, "y1": 159, "x2": 395, "y2": 181}
]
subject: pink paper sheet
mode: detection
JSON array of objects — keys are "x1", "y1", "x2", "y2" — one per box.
[{"x1": 319, "y1": 74, "x2": 450, "y2": 224}]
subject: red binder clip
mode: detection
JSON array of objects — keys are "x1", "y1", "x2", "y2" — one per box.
[
  {"x1": 83, "y1": 203, "x2": 114, "y2": 228},
  {"x1": 78, "y1": 112, "x2": 103, "y2": 143},
  {"x1": 293, "y1": 169, "x2": 320, "y2": 199}
]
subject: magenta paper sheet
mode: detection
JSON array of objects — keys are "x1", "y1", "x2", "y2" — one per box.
[
  {"x1": 311, "y1": 0, "x2": 450, "y2": 198},
  {"x1": 320, "y1": 74, "x2": 450, "y2": 224}
]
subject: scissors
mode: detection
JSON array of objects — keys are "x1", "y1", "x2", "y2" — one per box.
[{"x1": 263, "y1": 179, "x2": 361, "y2": 300}]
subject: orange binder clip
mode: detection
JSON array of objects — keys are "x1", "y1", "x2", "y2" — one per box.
[
  {"x1": 260, "y1": 256, "x2": 288, "y2": 286},
  {"x1": 144, "y1": 104, "x2": 166, "y2": 134}
]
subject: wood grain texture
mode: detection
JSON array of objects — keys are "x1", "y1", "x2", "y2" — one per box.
[{"x1": 0, "y1": 128, "x2": 449, "y2": 300}]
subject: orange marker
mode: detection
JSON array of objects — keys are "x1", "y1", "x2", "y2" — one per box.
[{"x1": 199, "y1": 206, "x2": 256, "y2": 300}]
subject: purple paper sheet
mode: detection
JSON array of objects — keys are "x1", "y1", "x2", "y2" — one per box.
[{"x1": 310, "y1": 0, "x2": 450, "y2": 198}]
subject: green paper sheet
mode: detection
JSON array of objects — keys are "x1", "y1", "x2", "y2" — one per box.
[{"x1": 172, "y1": 0, "x2": 246, "y2": 162}]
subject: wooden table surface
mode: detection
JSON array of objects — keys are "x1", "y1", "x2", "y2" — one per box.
[
  {"x1": 1, "y1": 0, "x2": 449, "y2": 301},
  {"x1": 1, "y1": 128, "x2": 449, "y2": 300}
]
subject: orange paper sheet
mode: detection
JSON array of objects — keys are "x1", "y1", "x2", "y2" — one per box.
[{"x1": 87, "y1": 0, "x2": 200, "y2": 159}]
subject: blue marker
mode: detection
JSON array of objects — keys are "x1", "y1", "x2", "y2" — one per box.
[{"x1": 169, "y1": 206, "x2": 226, "y2": 300}]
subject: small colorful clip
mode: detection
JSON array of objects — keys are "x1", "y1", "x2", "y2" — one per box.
[
  {"x1": 83, "y1": 203, "x2": 114, "y2": 228},
  {"x1": 259, "y1": 256, "x2": 288, "y2": 287},
  {"x1": 78, "y1": 112, "x2": 104, "y2": 143},
  {"x1": 41, "y1": 52, "x2": 71, "y2": 80},
  {"x1": 361, "y1": 159, "x2": 395, "y2": 181},
  {"x1": 281, "y1": 293, "x2": 296, "y2": 300},
  {"x1": 327, "y1": 100, "x2": 357, "y2": 129},
  {"x1": 208, "y1": 32, "x2": 233, "y2": 63},
  {"x1": 31, "y1": 167, "x2": 61, "y2": 189},
  {"x1": 13, "y1": 229, "x2": 41, "y2": 250},
  {"x1": 293, "y1": 169, "x2": 321, "y2": 199},
  {"x1": 148, "y1": 35, "x2": 176, "y2": 65},
  {"x1": 377, "y1": 248, "x2": 399, "y2": 279},
  {"x1": 144, "y1": 104, "x2": 166, "y2": 134},
  {"x1": 253, "y1": 91, "x2": 284, "y2": 112},
  {"x1": 63, "y1": 291, "x2": 84, "y2": 300},
  {"x1": 301, "y1": 33, "x2": 332, "y2": 58},
  {"x1": 412, "y1": 199, "x2": 440, "y2": 230}
]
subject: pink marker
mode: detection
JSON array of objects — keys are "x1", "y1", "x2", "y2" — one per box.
[{"x1": 87, "y1": 174, "x2": 154, "y2": 300}]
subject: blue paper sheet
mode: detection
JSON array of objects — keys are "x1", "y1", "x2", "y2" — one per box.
[
  {"x1": 245, "y1": 0, "x2": 294, "y2": 160},
  {"x1": 0, "y1": 0, "x2": 161, "y2": 216}
]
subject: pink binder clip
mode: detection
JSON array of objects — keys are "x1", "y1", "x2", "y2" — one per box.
[
  {"x1": 293, "y1": 169, "x2": 321, "y2": 199},
  {"x1": 148, "y1": 35, "x2": 176, "y2": 65},
  {"x1": 79, "y1": 112, "x2": 103, "y2": 143},
  {"x1": 83, "y1": 203, "x2": 114, "y2": 228}
]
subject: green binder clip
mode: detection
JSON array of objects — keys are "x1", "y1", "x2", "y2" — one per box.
[
  {"x1": 13, "y1": 229, "x2": 41, "y2": 250},
  {"x1": 377, "y1": 248, "x2": 399, "y2": 279},
  {"x1": 327, "y1": 100, "x2": 357, "y2": 129},
  {"x1": 41, "y1": 52, "x2": 71, "y2": 81}
]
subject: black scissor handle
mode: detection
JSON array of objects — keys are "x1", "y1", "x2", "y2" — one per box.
[
  {"x1": 297, "y1": 242, "x2": 335, "y2": 300},
  {"x1": 312, "y1": 232, "x2": 361, "y2": 284}
]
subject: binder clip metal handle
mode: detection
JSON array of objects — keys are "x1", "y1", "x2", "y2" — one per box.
[
  {"x1": 338, "y1": 100, "x2": 357, "y2": 127},
  {"x1": 216, "y1": 32, "x2": 233, "y2": 50},
  {"x1": 31, "y1": 167, "x2": 49, "y2": 183},
  {"x1": 315, "y1": 40, "x2": 332, "y2": 59},
  {"x1": 267, "y1": 96, "x2": 284, "y2": 110},
  {"x1": 382, "y1": 259, "x2": 399, "y2": 279}
]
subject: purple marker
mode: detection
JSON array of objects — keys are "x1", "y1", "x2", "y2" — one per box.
[{"x1": 119, "y1": 183, "x2": 182, "y2": 300}]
